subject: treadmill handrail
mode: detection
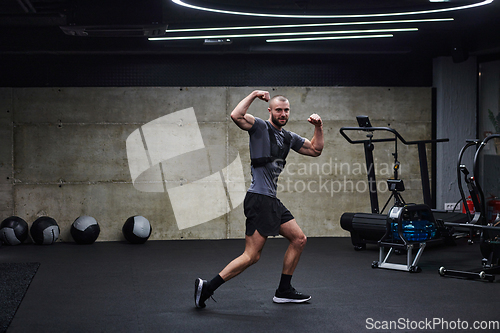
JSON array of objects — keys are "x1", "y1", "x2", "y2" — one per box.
[
  {"x1": 340, "y1": 124, "x2": 449, "y2": 209},
  {"x1": 339, "y1": 126, "x2": 449, "y2": 145}
]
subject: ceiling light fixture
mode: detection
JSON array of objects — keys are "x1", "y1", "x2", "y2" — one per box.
[
  {"x1": 266, "y1": 34, "x2": 394, "y2": 43},
  {"x1": 149, "y1": 28, "x2": 418, "y2": 41},
  {"x1": 171, "y1": 0, "x2": 493, "y2": 18},
  {"x1": 164, "y1": 18, "x2": 453, "y2": 33}
]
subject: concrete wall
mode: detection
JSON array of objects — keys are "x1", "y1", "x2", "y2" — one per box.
[
  {"x1": 0, "y1": 86, "x2": 432, "y2": 242},
  {"x1": 0, "y1": 89, "x2": 14, "y2": 219}
]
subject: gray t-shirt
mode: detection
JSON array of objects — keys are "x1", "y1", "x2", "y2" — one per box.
[{"x1": 247, "y1": 117, "x2": 305, "y2": 197}]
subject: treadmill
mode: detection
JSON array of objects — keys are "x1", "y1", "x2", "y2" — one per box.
[{"x1": 339, "y1": 116, "x2": 467, "y2": 250}]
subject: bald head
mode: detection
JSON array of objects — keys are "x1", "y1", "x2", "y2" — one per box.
[{"x1": 269, "y1": 95, "x2": 289, "y2": 108}]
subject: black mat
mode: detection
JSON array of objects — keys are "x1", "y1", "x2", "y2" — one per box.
[
  {"x1": 2, "y1": 239, "x2": 499, "y2": 332},
  {"x1": 0, "y1": 262, "x2": 40, "y2": 333}
]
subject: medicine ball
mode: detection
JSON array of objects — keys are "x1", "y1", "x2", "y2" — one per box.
[
  {"x1": 122, "y1": 216, "x2": 151, "y2": 244},
  {"x1": 71, "y1": 216, "x2": 100, "y2": 244},
  {"x1": 30, "y1": 216, "x2": 60, "y2": 245},
  {"x1": 0, "y1": 216, "x2": 29, "y2": 245}
]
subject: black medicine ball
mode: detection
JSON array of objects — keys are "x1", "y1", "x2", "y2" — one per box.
[
  {"x1": 0, "y1": 216, "x2": 29, "y2": 245},
  {"x1": 30, "y1": 216, "x2": 60, "y2": 245}
]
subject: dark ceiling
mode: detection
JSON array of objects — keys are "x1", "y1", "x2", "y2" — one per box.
[{"x1": 1, "y1": 0, "x2": 500, "y2": 60}]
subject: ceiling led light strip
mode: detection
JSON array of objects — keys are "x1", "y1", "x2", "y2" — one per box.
[
  {"x1": 171, "y1": 0, "x2": 493, "y2": 18},
  {"x1": 149, "y1": 28, "x2": 417, "y2": 41},
  {"x1": 267, "y1": 34, "x2": 394, "y2": 43},
  {"x1": 164, "y1": 18, "x2": 453, "y2": 33}
]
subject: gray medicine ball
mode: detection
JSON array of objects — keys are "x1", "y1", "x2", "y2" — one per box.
[
  {"x1": 122, "y1": 216, "x2": 151, "y2": 244},
  {"x1": 71, "y1": 216, "x2": 100, "y2": 244}
]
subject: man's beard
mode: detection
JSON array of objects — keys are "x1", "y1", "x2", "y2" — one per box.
[{"x1": 271, "y1": 116, "x2": 288, "y2": 128}]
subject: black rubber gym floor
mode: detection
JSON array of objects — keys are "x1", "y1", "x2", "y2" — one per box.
[{"x1": 1, "y1": 237, "x2": 498, "y2": 332}]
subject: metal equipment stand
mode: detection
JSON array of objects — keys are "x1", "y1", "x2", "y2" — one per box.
[
  {"x1": 375, "y1": 241, "x2": 426, "y2": 273},
  {"x1": 372, "y1": 204, "x2": 436, "y2": 273}
]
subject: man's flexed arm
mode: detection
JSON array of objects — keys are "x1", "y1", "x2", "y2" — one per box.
[
  {"x1": 230, "y1": 90, "x2": 270, "y2": 131},
  {"x1": 298, "y1": 113, "x2": 324, "y2": 157}
]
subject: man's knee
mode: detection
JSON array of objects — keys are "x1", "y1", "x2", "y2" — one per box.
[
  {"x1": 292, "y1": 234, "x2": 307, "y2": 250},
  {"x1": 243, "y1": 251, "x2": 261, "y2": 266}
]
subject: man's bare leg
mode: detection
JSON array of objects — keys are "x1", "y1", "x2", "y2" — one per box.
[
  {"x1": 195, "y1": 230, "x2": 268, "y2": 308},
  {"x1": 280, "y1": 219, "x2": 307, "y2": 275},
  {"x1": 219, "y1": 230, "x2": 267, "y2": 281},
  {"x1": 272, "y1": 219, "x2": 310, "y2": 303}
]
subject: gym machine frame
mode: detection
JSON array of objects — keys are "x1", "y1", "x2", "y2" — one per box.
[
  {"x1": 340, "y1": 116, "x2": 449, "y2": 272},
  {"x1": 439, "y1": 134, "x2": 500, "y2": 282},
  {"x1": 339, "y1": 116, "x2": 454, "y2": 249}
]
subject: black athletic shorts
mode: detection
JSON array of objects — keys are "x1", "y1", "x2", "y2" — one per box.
[{"x1": 244, "y1": 192, "x2": 294, "y2": 237}]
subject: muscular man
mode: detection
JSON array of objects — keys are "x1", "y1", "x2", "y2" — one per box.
[{"x1": 195, "y1": 90, "x2": 324, "y2": 308}]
